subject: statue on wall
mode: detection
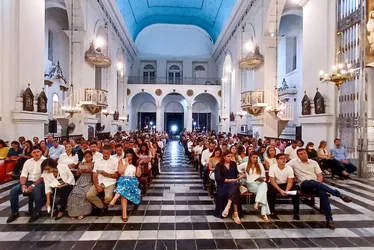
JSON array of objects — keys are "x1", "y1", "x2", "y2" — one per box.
[
  {"x1": 230, "y1": 112, "x2": 235, "y2": 122},
  {"x1": 301, "y1": 91, "x2": 311, "y2": 115},
  {"x1": 113, "y1": 111, "x2": 119, "y2": 121},
  {"x1": 23, "y1": 84, "x2": 34, "y2": 112},
  {"x1": 313, "y1": 88, "x2": 326, "y2": 114},
  {"x1": 37, "y1": 89, "x2": 48, "y2": 113}
]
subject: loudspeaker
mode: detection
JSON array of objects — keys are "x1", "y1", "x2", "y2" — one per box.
[
  {"x1": 48, "y1": 120, "x2": 57, "y2": 134},
  {"x1": 95, "y1": 122, "x2": 101, "y2": 131}
]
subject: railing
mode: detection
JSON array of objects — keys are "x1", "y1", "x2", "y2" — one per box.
[
  {"x1": 241, "y1": 90, "x2": 294, "y2": 120},
  {"x1": 52, "y1": 88, "x2": 109, "y2": 117},
  {"x1": 127, "y1": 76, "x2": 222, "y2": 85}
]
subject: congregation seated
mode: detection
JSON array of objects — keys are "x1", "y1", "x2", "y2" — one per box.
[
  {"x1": 267, "y1": 153, "x2": 300, "y2": 221},
  {"x1": 41, "y1": 158, "x2": 75, "y2": 220},
  {"x1": 330, "y1": 138, "x2": 357, "y2": 175},
  {"x1": 86, "y1": 145, "x2": 119, "y2": 215},
  {"x1": 288, "y1": 148, "x2": 352, "y2": 229},
  {"x1": 238, "y1": 152, "x2": 270, "y2": 222},
  {"x1": 7, "y1": 146, "x2": 46, "y2": 223},
  {"x1": 214, "y1": 150, "x2": 242, "y2": 224}
]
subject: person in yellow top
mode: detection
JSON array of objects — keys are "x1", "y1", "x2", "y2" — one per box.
[{"x1": 0, "y1": 140, "x2": 9, "y2": 160}]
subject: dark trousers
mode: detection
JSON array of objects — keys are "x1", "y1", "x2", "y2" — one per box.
[
  {"x1": 55, "y1": 185, "x2": 73, "y2": 212},
  {"x1": 267, "y1": 183, "x2": 299, "y2": 215},
  {"x1": 202, "y1": 166, "x2": 209, "y2": 187},
  {"x1": 336, "y1": 161, "x2": 357, "y2": 173},
  {"x1": 301, "y1": 180, "x2": 341, "y2": 221},
  {"x1": 10, "y1": 181, "x2": 44, "y2": 214}
]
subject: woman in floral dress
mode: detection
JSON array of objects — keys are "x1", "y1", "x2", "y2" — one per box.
[{"x1": 67, "y1": 150, "x2": 93, "y2": 219}]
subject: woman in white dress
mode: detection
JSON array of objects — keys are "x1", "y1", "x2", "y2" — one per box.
[
  {"x1": 238, "y1": 152, "x2": 270, "y2": 222},
  {"x1": 58, "y1": 143, "x2": 78, "y2": 170}
]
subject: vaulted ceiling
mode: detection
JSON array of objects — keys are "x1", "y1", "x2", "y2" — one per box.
[{"x1": 115, "y1": 0, "x2": 237, "y2": 43}]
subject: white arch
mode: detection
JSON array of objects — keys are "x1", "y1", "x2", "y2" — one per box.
[
  {"x1": 264, "y1": 0, "x2": 288, "y2": 36},
  {"x1": 192, "y1": 92, "x2": 220, "y2": 108},
  {"x1": 160, "y1": 91, "x2": 189, "y2": 106},
  {"x1": 128, "y1": 91, "x2": 158, "y2": 106}
]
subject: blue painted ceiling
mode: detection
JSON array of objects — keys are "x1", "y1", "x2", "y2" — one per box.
[{"x1": 115, "y1": 0, "x2": 237, "y2": 42}]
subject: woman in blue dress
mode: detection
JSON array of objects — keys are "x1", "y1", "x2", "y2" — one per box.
[
  {"x1": 214, "y1": 149, "x2": 244, "y2": 224},
  {"x1": 109, "y1": 148, "x2": 142, "y2": 222}
]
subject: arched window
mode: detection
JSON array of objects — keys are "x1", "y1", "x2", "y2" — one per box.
[
  {"x1": 168, "y1": 65, "x2": 181, "y2": 84},
  {"x1": 52, "y1": 94, "x2": 59, "y2": 116},
  {"x1": 194, "y1": 65, "x2": 205, "y2": 71},
  {"x1": 143, "y1": 64, "x2": 155, "y2": 84}
]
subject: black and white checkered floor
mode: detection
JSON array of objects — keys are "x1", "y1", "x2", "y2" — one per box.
[{"x1": 0, "y1": 141, "x2": 374, "y2": 249}]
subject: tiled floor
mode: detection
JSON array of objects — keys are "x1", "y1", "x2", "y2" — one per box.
[{"x1": 0, "y1": 141, "x2": 374, "y2": 249}]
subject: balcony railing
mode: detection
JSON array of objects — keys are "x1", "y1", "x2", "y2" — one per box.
[
  {"x1": 127, "y1": 76, "x2": 222, "y2": 85},
  {"x1": 241, "y1": 90, "x2": 294, "y2": 121},
  {"x1": 52, "y1": 88, "x2": 108, "y2": 117}
]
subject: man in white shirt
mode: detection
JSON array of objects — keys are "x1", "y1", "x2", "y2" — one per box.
[
  {"x1": 288, "y1": 148, "x2": 352, "y2": 230},
  {"x1": 284, "y1": 141, "x2": 298, "y2": 161},
  {"x1": 201, "y1": 141, "x2": 215, "y2": 190},
  {"x1": 113, "y1": 144, "x2": 124, "y2": 161},
  {"x1": 86, "y1": 145, "x2": 119, "y2": 214},
  {"x1": 268, "y1": 153, "x2": 300, "y2": 221},
  {"x1": 7, "y1": 146, "x2": 46, "y2": 223},
  {"x1": 193, "y1": 139, "x2": 204, "y2": 170},
  {"x1": 89, "y1": 141, "x2": 103, "y2": 162}
]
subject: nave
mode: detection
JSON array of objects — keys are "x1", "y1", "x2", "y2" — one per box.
[{"x1": 0, "y1": 141, "x2": 373, "y2": 249}]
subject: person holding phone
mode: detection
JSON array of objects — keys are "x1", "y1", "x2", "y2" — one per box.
[
  {"x1": 239, "y1": 152, "x2": 270, "y2": 222},
  {"x1": 108, "y1": 148, "x2": 142, "y2": 222}
]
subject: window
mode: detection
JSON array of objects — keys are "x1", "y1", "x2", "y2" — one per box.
[
  {"x1": 48, "y1": 30, "x2": 53, "y2": 61},
  {"x1": 194, "y1": 65, "x2": 206, "y2": 71},
  {"x1": 286, "y1": 36, "x2": 297, "y2": 73},
  {"x1": 143, "y1": 64, "x2": 155, "y2": 84},
  {"x1": 52, "y1": 94, "x2": 59, "y2": 116},
  {"x1": 168, "y1": 65, "x2": 181, "y2": 84}
]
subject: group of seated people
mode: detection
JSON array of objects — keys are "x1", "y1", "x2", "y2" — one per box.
[
  {"x1": 1, "y1": 131, "x2": 167, "y2": 224},
  {"x1": 180, "y1": 132, "x2": 355, "y2": 230}
]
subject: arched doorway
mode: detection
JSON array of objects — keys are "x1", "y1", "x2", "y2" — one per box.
[
  {"x1": 192, "y1": 93, "x2": 219, "y2": 132},
  {"x1": 161, "y1": 93, "x2": 187, "y2": 134},
  {"x1": 129, "y1": 92, "x2": 157, "y2": 131}
]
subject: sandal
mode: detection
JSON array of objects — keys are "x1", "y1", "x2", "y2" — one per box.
[
  {"x1": 122, "y1": 217, "x2": 128, "y2": 222},
  {"x1": 232, "y1": 212, "x2": 241, "y2": 225},
  {"x1": 222, "y1": 203, "x2": 231, "y2": 218},
  {"x1": 260, "y1": 215, "x2": 270, "y2": 222},
  {"x1": 254, "y1": 202, "x2": 259, "y2": 211},
  {"x1": 77, "y1": 216, "x2": 84, "y2": 220}
]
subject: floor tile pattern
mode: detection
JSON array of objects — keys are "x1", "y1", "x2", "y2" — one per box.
[{"x1": 0, "y1": 141, "x2": 373, "y2": 249}]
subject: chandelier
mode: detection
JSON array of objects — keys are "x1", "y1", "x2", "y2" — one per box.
[
  {"x1": 62, "y1": 105, "x2": 82, "y2": 117},
  {"x1": 266, "y1": 103, "x2": 286, "y2": 117},
  {"x1": 319, "y1": 63, "x2": 355, "y2": 90},
  {"x1": 85, "y1": 41, "x2": 111, "y2": 68},
  {"x1": 101, "y1": 109, "x2": 115, "y2": 117},
  {"x1": 239, "y1": 45, "x2": 264, "y2": 70},
  {"x1": 236, "y1": 111, "x2": 247, "y2": 119},
  {"x1": 221, "y1": 115, "x2": 229, "y2": 121}
]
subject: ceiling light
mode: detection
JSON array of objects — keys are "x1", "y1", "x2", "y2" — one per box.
[
  {"x1": 245, "y1": 41, "x2": 254, "y2": 52},
  {"x1": 95, "y1": 37, "x2": 105, "y2": 48}
]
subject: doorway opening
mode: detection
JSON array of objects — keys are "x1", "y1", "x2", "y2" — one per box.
[
  {"x1": 165, "y1": 113, "x2": 183, "y2": 135},
  {"x1": 138, "y1": 112, "x2": 156, "y2": 131}
]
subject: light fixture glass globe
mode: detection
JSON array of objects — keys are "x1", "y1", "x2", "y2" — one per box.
[{"x1": 95, "y1": 37, "x2": 105, "y2": 48}]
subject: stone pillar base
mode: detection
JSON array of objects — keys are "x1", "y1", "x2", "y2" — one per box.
[
  {"x1": 299, "y1": 114, "x2": 335, "y2": 145},
  {"x1": 12, "y1": 110, "x2": 49, "y2": 139}
]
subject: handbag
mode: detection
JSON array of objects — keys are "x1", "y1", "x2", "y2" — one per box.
[{"x1": 239, "y1": 185, "x2": 248, "y2": 194}]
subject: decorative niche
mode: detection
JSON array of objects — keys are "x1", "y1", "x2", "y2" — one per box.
[
  {"x1": 37, "y1": 90, "x2": 48, "y2": 113},
  {"x1": 23, "y1": 84, "x2": 34, "y2": 112},
  {"x1": 313, "y1": 88, "x2": 325, "y2": 114},
  {"x1": 301, "y1": 92, "x2": 311, "y2": 116}
]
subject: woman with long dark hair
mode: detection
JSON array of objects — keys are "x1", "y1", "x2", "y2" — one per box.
[
  {"x1": 208, "y1": 147, "x2": 222, "y2": 181},
  {"x1": 41, "y1": 158, "x2": 75, "y2": 220},
  {"x1": 264, "y1": 146, "x2": 277, "y2": 170},
  {"x1": 138, "y1": 143, "x2": 152, "y2": 171},
  {"x1": 109, "y1": 148, "x2": 142, "y2": 222},
  {"x1": 214, "y1": 149, "x2": 243, "y2": 224},
  {"x1": 39, "y1": 140, "x2": 49, "y2": 158}
]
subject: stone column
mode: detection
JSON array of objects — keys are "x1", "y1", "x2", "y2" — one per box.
[
  {"x1": 156, "y1": 105, "x2": 162, "y2": 132},
  {"x1": 187, "y1": 106, "x2": 193, "y2": 131},
  {"x1": 299, "y1": 0, "x2": 336, "y2": 146},
  {"x1": 0, "y1": 0, "x2": 48, "y2": 140}
]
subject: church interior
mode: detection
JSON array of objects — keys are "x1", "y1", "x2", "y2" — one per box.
[{"x1": 1, "y1": 0, "x2": 374, "y2": 249}]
